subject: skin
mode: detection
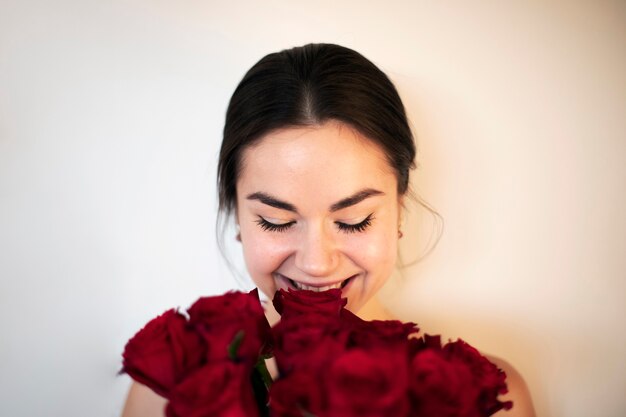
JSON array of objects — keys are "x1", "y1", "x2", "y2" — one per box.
[
  {"x1": 121, "y1": 120, "x2": 535, "y2": 416},
  {"x1": 236, "y1": 121, "x2": 401, "y2": 314}
]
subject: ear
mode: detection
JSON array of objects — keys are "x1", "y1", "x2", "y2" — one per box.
[
  {"x1": 397, "y1": 195, "x2": 406, "y2": 226},
  {"x1": 234, "y1": 211, "x2": 242, "y2": 242}
]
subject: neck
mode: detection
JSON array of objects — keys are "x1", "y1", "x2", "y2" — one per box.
[{"x1": 357, "y1": 295, "x2": 395, "y2": 321}]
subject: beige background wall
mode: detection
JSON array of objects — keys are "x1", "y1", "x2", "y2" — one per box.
[{"x1": 0, "y1": 1, "x2": 624, "y2": 416}]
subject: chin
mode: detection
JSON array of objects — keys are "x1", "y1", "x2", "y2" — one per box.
[{"x1": 344, "y1": 300, "x2": 365, "y2": 313}]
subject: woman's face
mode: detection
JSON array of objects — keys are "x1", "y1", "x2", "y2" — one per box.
[{"x1": 236, "y1": 121, "x2": 402, "y2": 313}]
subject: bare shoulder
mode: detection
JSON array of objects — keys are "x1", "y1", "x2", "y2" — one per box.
[
  {"x1": 121, "y1": 381, "x2": 167, "y2": 417},
  {"x1": 486, "y1": 355, "x2": 536, "y2": 417}
]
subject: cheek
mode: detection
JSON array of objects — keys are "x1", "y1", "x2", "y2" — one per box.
[
  {"x1": 347, "y1": 228, "x2": 398, "y2": 275},
  {"x1": 240, "y1": 232, "x2": 291, "y2": 278}
]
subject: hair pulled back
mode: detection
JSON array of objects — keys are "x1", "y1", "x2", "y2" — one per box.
[{"x1": 217, "y1": 43, "x2": 416, "y2": 218}]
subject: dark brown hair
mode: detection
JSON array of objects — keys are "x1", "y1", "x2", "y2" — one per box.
[{"x1": 217, "y1": 43, "x2": 416, "y2": 218}]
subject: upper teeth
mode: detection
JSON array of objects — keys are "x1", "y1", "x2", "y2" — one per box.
[{"x1": 292, "y1": 280, "x2": 343, "y2": 292}]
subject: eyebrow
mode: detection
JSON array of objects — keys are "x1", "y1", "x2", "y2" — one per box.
[
  {"x1": 246, "y1": 188, "x2": 384, "y2": 213},
  {"x1": 246, "y1": 192, "x2": 298, "y2": 213}
]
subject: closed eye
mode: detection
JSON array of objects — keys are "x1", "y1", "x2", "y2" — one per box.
[
  {"x1": 255, "y1": 217, "x2": 295, "y2": 232},
  {"x1": 336, "y1": 213, "x2": 374, "y2": 233}
]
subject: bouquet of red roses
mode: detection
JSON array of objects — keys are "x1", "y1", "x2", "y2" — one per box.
[{"x1": 121, "y1": 288, "x2": 512, "y2": 417}]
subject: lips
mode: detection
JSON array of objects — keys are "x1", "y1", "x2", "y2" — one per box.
[
  {"x1": 275, "y1": 273, "x2": 355, "y2": 293},
  {"x1": 290, "y1": 280, "x2": 343, "y2": 291}
]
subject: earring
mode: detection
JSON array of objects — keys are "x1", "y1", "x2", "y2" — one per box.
[
  {"x1": 398, "y1": 229, "x2": 403, "y2": 239},
  {"x1": 236, "y1": 225, "x2": 241, "y2": 242}
]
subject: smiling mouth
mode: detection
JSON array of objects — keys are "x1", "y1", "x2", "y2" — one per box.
[{"x1": 283, "y1": 275, "x2": 354, "y2": 292}]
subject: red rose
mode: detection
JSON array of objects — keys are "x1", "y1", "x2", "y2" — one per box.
[
  {"x1": 412, "y1": 333, "x2": 443, "y2": 350},
  {"x1": 166, "y1": 361, "x2": 259, "y2": 417},
  {"x1": 409, "y1": 348, "x2": 480, "y2": 417},
  {"x1": 187, "y1": 289, "x2": 271, "y2": 363},
  {"x1": 348, "y1": 319, "x2": 419, "y2": 348},
  {"x1": 337, "y1": 307, "x2": 364, "y2": 325},
  {"x1": 269, "y1": 372, "x2": 325, "y2": 417},
  {"x1": 122, "y1": 309, "x2": 205, "y2": 398},
  {"x1": 272, "y1": 313, "x2": 350, "y2": 376},
  {"x1": 443, "y1": 340, "x2": 513, "y2": 415},
  {"x1": 326, "y1": 347, "x2": 410, "y2": 417},
  {"x1": 273, "y1": 289, "x2": 346, "y2": 319}
]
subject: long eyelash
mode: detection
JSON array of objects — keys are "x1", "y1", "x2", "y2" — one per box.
[
  {"x1": 255, "y1": 217, "x2": 295, "y2": 232},
  {"x1": 336, "y1": 214, "x2": 374, "y2": 233}
]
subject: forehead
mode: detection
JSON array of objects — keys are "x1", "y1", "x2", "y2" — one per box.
[{"x1": 237, "y1": 122, "x2": 398, "y2": 204}]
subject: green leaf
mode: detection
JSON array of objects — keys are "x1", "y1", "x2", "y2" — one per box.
[
  {"x1": 254, "y1": 356, "x2": 273, "y2": 389},
  {"x1": 250, "y1": 367, "x2": 270, "y2": 417},
  {"x1": 227, "y1": 330, "x2": 245, "y2": 360}
]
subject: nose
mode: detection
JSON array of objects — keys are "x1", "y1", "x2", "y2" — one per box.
[{"x1": 294, "y1": 222, "x2": 339, "y2": 278}]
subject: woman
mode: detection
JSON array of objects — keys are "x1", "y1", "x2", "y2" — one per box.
[{"x1": 122, "y1": 43, "x2": 534, "y2": 416}]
